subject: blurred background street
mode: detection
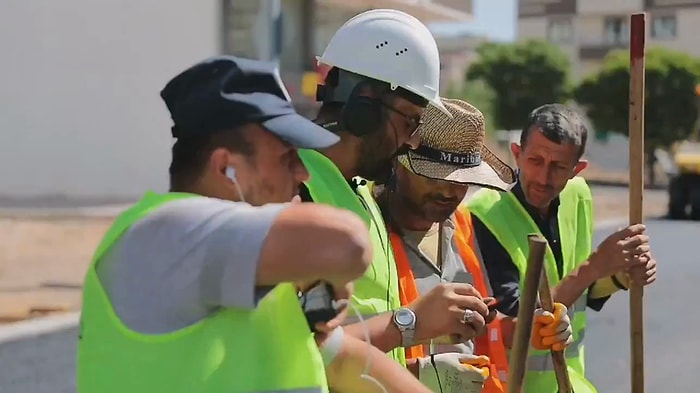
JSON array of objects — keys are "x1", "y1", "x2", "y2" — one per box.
[
  {"x1": 3, "y1": 216, "x2": 697, "y2": 393},
  {"x1": 2, "y1": 0, "x2": 700, "y2": 391}
]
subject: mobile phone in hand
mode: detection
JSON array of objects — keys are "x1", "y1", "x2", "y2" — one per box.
[{"x1": 298, "y1": 281, "x2": 338, "y2": 333}]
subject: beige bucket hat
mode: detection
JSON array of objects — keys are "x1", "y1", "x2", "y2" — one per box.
[{"x1": 398, "y1": 98, "x2": 516, "y2": 191}]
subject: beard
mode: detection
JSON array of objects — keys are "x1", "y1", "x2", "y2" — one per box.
[
  {"x1": 357, "y1": 141, "x2": 410, "y2": 185},
  {"x1": 400, "y1": 192, "x2": 460, "y2": 223},
  {"x1": 359, "y1": 158, "x2": 393, "y2": 184}
]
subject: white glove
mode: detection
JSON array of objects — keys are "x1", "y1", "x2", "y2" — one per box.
[{"x1": 417, "y1": 353, "x2": 490, "y2": 393}]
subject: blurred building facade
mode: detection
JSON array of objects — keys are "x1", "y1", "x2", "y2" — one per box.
[
  {"x1": 0, "y1": 0, "x2": 222, "y2": 204},
  {"x1": 518, "y1": 0, "x2": 700, "y2": 80},
  {"x1": 223, "y1": 0, "x2": 474, "y2": 115},
  {"x1": 435, "y1": 32, "x2": 489, "y2": 94},
  {"x1": 0, "y1": 0, "x2": 473, "y2": 203}
]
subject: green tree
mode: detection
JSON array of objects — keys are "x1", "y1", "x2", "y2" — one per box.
[
  {"x1": 575, "y1": 47, "x2": 700, "y2": 185},
  {"x1": 466, "y1": 39, "x2": 572, "y2": 130}
]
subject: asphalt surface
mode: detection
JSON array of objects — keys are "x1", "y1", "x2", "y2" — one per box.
[
  {"x1": 0, "y1": 327, "x2": 76, "y2": 393},
  {"x1": 585, "y1": 217, "x2": 699, "y2": 392},
  {"x1": 0, "y1": 218, "x2": 697, "y2": 392}
]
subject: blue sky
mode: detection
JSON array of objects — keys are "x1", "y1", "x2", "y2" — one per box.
[{"x1": 430, "y1": 0, "x2": 517, "y2": 41}]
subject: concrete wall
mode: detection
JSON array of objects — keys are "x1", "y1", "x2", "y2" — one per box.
[
  {"x1": 0, "y1": 0, "x2": 221, "y2": 205},
  {"x1": 0, "y1": 0, "x2": 471, "y2": 205}
]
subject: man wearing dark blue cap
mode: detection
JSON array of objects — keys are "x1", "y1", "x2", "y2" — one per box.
[{"x1": 77, "y1": 55, "x2": 433, "y2": 393}]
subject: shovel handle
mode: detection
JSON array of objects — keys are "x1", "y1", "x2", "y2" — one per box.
[{"x1": 531, "y1": 235, "x2": 573, "y2": 393}]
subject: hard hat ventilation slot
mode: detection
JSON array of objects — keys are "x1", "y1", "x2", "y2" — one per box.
[
  {"x1": 375, "y1": 41, "x2": 389, "y2": 49},
  {"x1": 395, "y1": 48, "x2": 408, "y2": 56}
]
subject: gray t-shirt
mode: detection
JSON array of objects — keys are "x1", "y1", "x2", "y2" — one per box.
[
  {"x1": 96, "y1": 196, "x2": 288, "y2": 334},
  {"x1": 402, "y1": 217, "x2": 476, "y2": 355}
]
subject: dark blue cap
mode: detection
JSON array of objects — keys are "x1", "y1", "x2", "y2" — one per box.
[{"x1": 160, "y1": 55, "x2": 339, "y2": 149}]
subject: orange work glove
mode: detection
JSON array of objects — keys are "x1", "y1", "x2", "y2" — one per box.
[
  {"x1": 460, "y1": 354, "x2": 491, "y2": 378},
  {"x1": 530, "y1": 302, "x2": 573, "y2": 352}
]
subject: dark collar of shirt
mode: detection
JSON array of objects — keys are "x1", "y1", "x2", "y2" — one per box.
[
  {"x1": 511, "y1": 181, "x2": 560, "y2": 222},
  {"x1": 510, "y1": 181, "x2": 564, "y2": 278},
  {"x1": 299, "y1": 184, "x2": 313, "y2": 202},
  {"x1": 299, "y1": 178, "x2": 363, "y2": 202}
]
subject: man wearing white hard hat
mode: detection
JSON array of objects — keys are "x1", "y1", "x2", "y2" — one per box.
[{"x1": 297, "y1": 9, "x2": 494, "y2": 380}]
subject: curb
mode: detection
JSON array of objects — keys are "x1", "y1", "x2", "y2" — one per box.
[
  {"x1": 584, "y1": 178, "x2": 667, "y2": 190},
  {"x1": 0, "y1": 205, "x2": 129, "y2": 219},
  {"x1": 0, "y1": 312, "x2": 80, "y2": 344}
]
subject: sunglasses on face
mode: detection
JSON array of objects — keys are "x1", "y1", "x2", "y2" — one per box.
[{"x1": 380, "y1": 102, "x2": 424, "y2": 138}]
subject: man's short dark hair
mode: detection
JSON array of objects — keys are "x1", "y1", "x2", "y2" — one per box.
[
  {"x1": 520, "y1": 103, "x2": 589, "y2": 160},
  {"x1": 169, "y1": 127, "x2": 254, "y2": 191}
]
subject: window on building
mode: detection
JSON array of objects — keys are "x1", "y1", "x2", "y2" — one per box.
[
  {"x1": 603, "y1": 17, "x2": 629, "y2": 45},
  {"x1": 547, "y1": 18, "x2": 573, "y2": 44},
  {"x1": 652, "y1": 15, "x2": 677, "y2": 39}
]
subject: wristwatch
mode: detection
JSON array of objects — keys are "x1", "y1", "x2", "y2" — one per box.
[{"x1": 392, "y1": 307, "x2": 417, "y2": 347}]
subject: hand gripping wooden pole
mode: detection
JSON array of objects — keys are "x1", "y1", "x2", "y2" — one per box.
[
  {"x1": 506, "y1": 234, "x2": 546, "y2": 393},
  {"x1": 628, "y1": 12, "x2": 647, "y2": 393},
  {"x1": 531, "y1": 234, "x2": 574, "y2": 393}
]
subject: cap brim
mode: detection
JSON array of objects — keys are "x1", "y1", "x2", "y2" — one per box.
[
  {"x1": 263, "y1": 113, "x2": 340, "y2": 149},
  {"x1": 399, "y1": 146, "x2": 516, "y2": 192}
]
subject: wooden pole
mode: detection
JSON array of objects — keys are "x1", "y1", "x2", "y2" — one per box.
[
  {"x1": 628, "y1": 12, "x2": 646, "y2": 393},
  {"x1": 506, "y1": 234, "x2": 547, "y2": 393},
  {"x1": 532, "y1": 235, "x2": 573, "y2": 393}
]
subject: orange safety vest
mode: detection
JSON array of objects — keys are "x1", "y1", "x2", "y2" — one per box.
[{"x1": 390, "y1": 210, "x2": 509, "y2": 392}]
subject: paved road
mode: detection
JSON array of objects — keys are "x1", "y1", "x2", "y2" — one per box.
[
  {"x1": 0, "y1": 327, "x2": 76, "y2": 393},
  {"x1": 0, "y1": 218, "x2": 697, "y2": 392},
  {"x1": 586, "y1": 217, "x2": 699, "y2": 392}
]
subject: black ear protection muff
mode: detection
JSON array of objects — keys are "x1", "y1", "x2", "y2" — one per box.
[
  {"x1": 340, "y1": 88, "x2": 383, "y2": 137},
  {"x1": 317, "y1": 69, "x2": 385, "y2": 137}
]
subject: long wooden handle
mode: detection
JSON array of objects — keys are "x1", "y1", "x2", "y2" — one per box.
[
  {"x1": 628, "y1": 12, "x2": 647, "y2": 393},
  {"x1": 533, "y1": 235, "x2": 574, "y2": 393},
  {"x1": 506, "y1": 234, "x2": 547, "y2": 393}
]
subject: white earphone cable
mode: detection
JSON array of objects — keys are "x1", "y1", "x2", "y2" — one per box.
[
  {"x1": 332, "y1": 299, "x2": 387, "y2": 393},
  {"x1": 226, "y1": 166, "x2": 246, "y2": 203}
]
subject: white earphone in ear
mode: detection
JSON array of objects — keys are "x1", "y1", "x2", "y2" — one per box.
[
  {"x1": 225, "y1": 166, "x2": 246, "y2": 203},
  {"x1": 225, "y1": 166, "x2": 237, "y2": 182}
]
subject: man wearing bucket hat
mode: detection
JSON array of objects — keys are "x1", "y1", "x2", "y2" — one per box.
[
  {"x1": 375, "y1": 98, "x2": 575, "y2": 393},
  {"x1": 299, "y1": 8, "x2": 493, "y2": 371},
  {"x1": 467, "y1": 103, "x2": 657, "y2": 392}
]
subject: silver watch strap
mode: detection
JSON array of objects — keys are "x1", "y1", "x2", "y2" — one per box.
[{"x1": 401, "y1": 327, "x2": 416, "y2": 348}]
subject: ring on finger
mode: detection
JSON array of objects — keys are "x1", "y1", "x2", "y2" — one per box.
[{"x1": 462, "y1": 309, "x2": 475, "y2": 324}]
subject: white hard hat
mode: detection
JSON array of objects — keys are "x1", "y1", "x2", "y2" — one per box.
[{"x1": 317, "y1": 9, "x2": 451, "y2": 117}]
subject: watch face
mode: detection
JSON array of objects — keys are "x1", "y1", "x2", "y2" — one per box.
[{"x1": 395, "y1": 309, "x2": 415, "y2": 326}]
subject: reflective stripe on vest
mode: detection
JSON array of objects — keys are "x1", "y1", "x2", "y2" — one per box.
[
  {"x1": 77, "y1": 191, "x2": 327, "y2": 393},
  {"x1": 389, "y1": 210, "x2": 508, "y2": 392},
  {"x1": 467, "y1": 177, "x2": 597, "y2": 393},
  {"x1": 298, "y1": 149, "x2": 405, "y2": 366}
]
